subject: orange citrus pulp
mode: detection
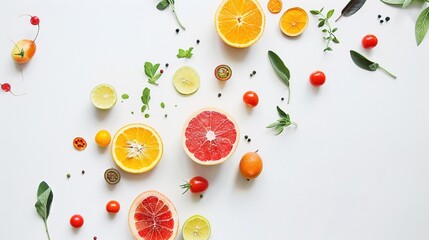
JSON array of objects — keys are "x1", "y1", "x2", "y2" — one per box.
[
  {"x1": 268, "y1": 0, "x2": 282, "y2": 14},
  {"x1": 215, "y1": 0, "x2": 266, "y2": 48},
  {"x1": 280, "y1": 7, "x2": 308, "y2": 37},
  {"x1": 111, "y1": 123, "x2": 163, "y2": 174}
]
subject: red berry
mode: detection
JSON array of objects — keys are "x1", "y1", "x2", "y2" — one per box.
[
  {"x1": 1, "y1": 83, "x2": 11, "y2": 92},
  {"x1": 30, "y1": 16, "x2": 40, "y2": 25},
  {"x1": 309, "y1": 71, "x2": 326, "y2": 87},
  {"x1": 362, "y1": 34, "x2": 378, "y2": 49},
  {"x1": 70, "y1": 214, "x2": 84, "y2": 228},
  {"x1": 160, "y1": 69, "x2": 164, "y2": 74}
]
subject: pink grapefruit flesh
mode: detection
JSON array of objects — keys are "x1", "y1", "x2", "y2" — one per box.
[
  {"x1": 128, "y1": 190, "x2": 179, "y2": 240},
  {"x1": 183, "y1": 107, "x2": 239, "y2": 165}
]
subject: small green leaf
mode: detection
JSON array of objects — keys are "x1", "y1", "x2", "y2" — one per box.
[
  {"x1": 350, "y1": 50, "x2": 376, "y2": 71},
  {"x1": 332, "y1": 37, "x2": 340, "y2": 43},
  {"x1": 402, "y1": 0, "x2": 413, "y2": 7},
  {"x1": 327, "y1": 9, "x2": 334, "y2": 19},
  {"x1": 268, "y1": 50, "x2": 290, "y2": 87},
  {"x1": 141, "y1": 105, "x2": 147, "y2": 113},
  {"x1": 266, "y1": 122, "x2": 278, "y2": 128},
  {"x1": 274, "y1": 125, "x2": 284, "y2": 136},
  {"x1": 142, "y1": 87, "x2": 151, "y2": 105},
  {"x1": 416, "y1": 6, "x2": 429, "y2": 45},
  {"x1": 332, "y1": 27, "x2": 338, "y2": 32},
  {"x1": 144, "y1": 62, "x2": 154, "y2": 78},
  {"x1": 121, "y1": 94, "x2": 129, "y2": 100},
  {"x1": 177, "y1": 47, "x2": 193, "y2": 58},
  {"x1": 160, "y1": 102, "x2": 165, "y2": 108},
  {"x1": 310, "y1": 10, "x2": 320, "y2": 15},
  {"x1": 156, "y1": 0, "x2": 169, "y2": 10},
  {"x1": 276, "y1": 106, "x2": 288, "y2": 118},
  {"x1": 324, "y1": 47, "x2": 333, "y2": 51},
  {"x1": 318, "y1": 20, "x2": 325, "y2": 27}
]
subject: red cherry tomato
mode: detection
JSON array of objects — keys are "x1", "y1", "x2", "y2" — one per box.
[
  {"x1": 243, "y1": 91, "x2": 259, "y2": 107},
  {"x1": 180, "y1": 176, "x2": 209, "y2": 194},
  {"x1": 361, "y1": 34, "x2": 378, "y2": 49},
  {"x1": 309, "y1": 71, "x2": 326, "y2": 87},
  {"x1": 70, "y1": 214, "x2": 84, "y2": 228},
  {"x1": 106, "y1": 200, "x2": 120, "y2": 213}
]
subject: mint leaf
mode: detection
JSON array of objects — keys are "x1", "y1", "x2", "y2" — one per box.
[
  {"x1": 144, "y1": 61, "x2": 162, "y2": 85},
  {"x1": 177, "y1": 47, "x2": 193, "y2": 58}
]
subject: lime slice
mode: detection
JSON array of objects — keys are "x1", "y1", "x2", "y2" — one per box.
[
  {"x1": 173, "y1": 66, "x2": 200, "y2": 95},
  {"x1": 182, "y1": 215, "x2": 211, "y2": 240},
  {"x1": 91, "y1": 84, "x2": 117, "y2": 109}
]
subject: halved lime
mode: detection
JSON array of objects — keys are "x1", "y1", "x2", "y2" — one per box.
[
  {"x1": 90, "y1": 84, "x2": 117, "y2": 109},
  {"x1": 182, "y1": 215, "x2": 211, "y2": 240},
  {"x1": 173, "y1": 66, "x2": 200, "y2": 95}
]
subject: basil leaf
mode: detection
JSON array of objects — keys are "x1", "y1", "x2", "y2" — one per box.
[
  {"x1": 381, "y1": 0, "x2": 405, "y2": 4},
  {"x1": 416, "y1": 6, "x2": 429, "y2": 45},
  {"x1": 402, "y1": 0, "x2": 413, "y2": 7},
  {"x1": 350, "y1": 50, "x2": 375, "y2": 71},
  {"x1": 156, "y1": 0, "x2": 169, "y2": 10},
  {"x1": 268, "y1": 51, "x2": 290, "y2": 87},
  {"x1": 144, "y1": 62, "x2": 154, "y2": 78}
]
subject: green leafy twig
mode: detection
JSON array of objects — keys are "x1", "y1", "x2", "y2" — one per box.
[
  {"x1": 268, "y1": 50, "x2": 291, "y2": 104},
  {"x1": 350, "y1": 50, "x2": 397, "y2": 79},
  {"x1": 267, "y1": 106, "x2": 297, "y2": 136},
  {"x1": 144, "y1": 62, "x2": 162, "y2": 85},
  {"x1": 156, "y1": 0, "x2": 186, "y2": 30},
  {"x1": 35, "y1": 181, "x2": 53, "y2": 240},
  {"x1": 310, "y1": 8, "x2": 339, "y2": 52},
  {"x1": 177, "y1": 47, "x2": 193, "y2": 58},
  {"x1": 141, "y1": 87, "x2": 151, "y2": 113}
]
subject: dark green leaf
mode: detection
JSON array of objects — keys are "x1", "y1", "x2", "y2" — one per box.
[
  {"x1": 156, "y1": 0, "x2": 169, "y2": 10},
  {"x1": 350, "y1": 50, "x2": 376, "y2": 71},
  {"x1": 318, "y1": 20, "x2": 325, "y2": 27},
  {"x1": 416, "y1": 6, "x2": 429, "y2": 45},
  {"x1": 268, "y1": 50, "x2": 290, "y2": 88},
  {"x1": 322, "y1": 29, "x2": 328, "y2": 32},
  {"x1": 332, "y1": 37, "x2": 340, "y2": 43},
  {"x1": 327, "y1": 9, "x2": 334, "y2": 19},
  {"x1": 35, "y1": 182, "x2": 53, "y2": 221},
  {"x1": 332, "y1": 27, "x2": 338, "y2": 32},
  {"x1": 310, "y1": 10, "x2": 320, "y2": 15},
  {"x1": 335, "y1": 0, "x2": 366, "y2": 22},
  {"x1": 320, "y1": 7, "x2": 324, "y2": 13},
  {"x1": 324, "y1": 47, "x2": 333, "y2": 51},
  {"x1": 276, "y1": 106, "x2": 288, "y2": 118},
  {"x1": 37, "y1": 181, "x2": 49, "y2": 197}
]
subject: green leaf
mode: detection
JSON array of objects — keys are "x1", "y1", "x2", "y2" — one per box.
[
  {"x1": 416, "y1": 6, "x2": 429, "y2": 45},
  {"x1": 268, "y1": 50, "x2": 290, "y2": 88},
  {"x1": 332, "y1": 27, "x2": 338, "y2": 32},
  {"x1": 381, "y1": 0, "x2": 405, "y2": 4},
  {"x1": 318, "y1": 20, "x2": 325, "y2": 27},
  {"x1": 35, "y1": 181, "x2": 53, "y2": 221},
  {"x1": 327, "y1": 9, "x2": 334, "y2": 19},
  {"x1": 142, "y1": 87, "x2": 151, "y2": 105},
  {"x1": 156, "y1": 0, "x2": 169, "y2": 10},
  {"x1": 332, "y1": 37, "x2": 340, "y2": 43},
  {"x1": 141, "y1": 105, "x2": 147, "y2": 113},
  {"x1": 324, "y1": 47, "x2": 333, "y2": 51},
  {"x1": 276, "y1": 106, "x2": 288, "y2": 118},
  {"x1": 402, "y1": 0, "x2": 413, "y2": 7},
  {"x1": 310, "y1": 10, "x2": 320, "y2": 15},
  {"x1": 144, "y1": 62, "x2": 154, "y2": 78},
  {"x1": 350, "y1": 50, "x2": 376, "y2": 71},
  {"x1": 121, "y1": 94, "x2": 129, "y2": 100},
  {"x1": 160, "y1": 102, "x2": 165, "y2": 108},
  {"x1": 274, "y1": 125, "x2": 284, "y2": 136},
  {"x1": 266, "y1": 122, "x2": 278, "y2": 128},
  {"x1": 177, "y1": 47, "x2": 193, "y2": 58}
]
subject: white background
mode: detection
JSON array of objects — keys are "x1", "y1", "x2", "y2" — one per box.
[{"x1": 1, "y1": 0, "x2": 429, "y2": 239}]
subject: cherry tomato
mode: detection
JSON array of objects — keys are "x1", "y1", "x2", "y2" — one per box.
[
  {"x1": 106, "y1": 200, "x2": 120, "y2": 213},
  {"x1": 361, "y1": 34, "x2": 378, "y2": 49},
  {"x1": 11, "y1": 39, "x2": 36, "y2": 64},
  {"x1": 243, "y1": 91, "x2": 259, "y2": 107},
  {"x1": 70, "y1": 214, "x2": 84, "y2": 228},
  {"x1": 180, "y1": 176, "x2": 209, "y2": 194},
  {"x1": 309, "y1": 71, "x2": 326, "y2": 87}
]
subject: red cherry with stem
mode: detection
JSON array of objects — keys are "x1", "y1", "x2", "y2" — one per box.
[{"x1": 30, "y1": 16, "x2": 40, "y2": 25}]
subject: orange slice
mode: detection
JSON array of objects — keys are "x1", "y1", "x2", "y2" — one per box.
[
  {"x1": 268, "y1": 0, "x2": 282, "y2": 14},
  {"x1": 280, "y1": 7, "x2": 308, "y2": 37},
  {"x1": 111, "y1": 123, "x2": 163, "y2": 174},
  {"x1": 215, "y1": 0, "x2": 266, "y2": 48}
]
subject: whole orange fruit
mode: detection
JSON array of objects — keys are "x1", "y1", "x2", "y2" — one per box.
[
  {"x1": 95, "y1": 130, "x2": 111, "y2": 147},
  {"x1": 239, "y1": 151, "x2": 263, "y2": 180}
]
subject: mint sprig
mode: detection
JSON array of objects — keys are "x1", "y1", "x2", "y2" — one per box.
[
  {"x1": 177, "y1": 47, "x2": 193, "y2": 58},
  {"x1": 267, "y1": 106, "x2": 297, "y2": 135},
  {"x1": 144, "y1": 62, "x2": 162, "y2": 85},
  {"x1": 141, "y1": 87, "x2": 151, "y2": 113}
]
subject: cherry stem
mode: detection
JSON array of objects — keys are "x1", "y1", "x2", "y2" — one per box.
[{"x1": 33, "y1": 24, "x2": 40, "y2": 42}]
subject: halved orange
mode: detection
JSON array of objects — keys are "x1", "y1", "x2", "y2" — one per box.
[
  {"x1": 268, "y1": 0, "x2": 282, "y2": 14},
  {"x1": 280, "y1": 7, "x2": 308, "y2": 37},
  {"x1": 215, "y1": 0, "x2": 266, "y2": 48},
  {"x1": 111, "y1": 123, "x2": 163, "y2": 174}
]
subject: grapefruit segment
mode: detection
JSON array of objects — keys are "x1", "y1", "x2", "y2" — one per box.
[
  {"x1": 183, "y1": 108, "x2": 239, "y2": 165},
  {"x1": 129, "y1": 191, "x2": 178, "y2": 240}
]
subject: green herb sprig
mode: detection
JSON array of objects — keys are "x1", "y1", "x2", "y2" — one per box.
[
  {"x1": 267, "y1": 106, "x2": 297, "y2": 136},
  {"x1": 156, "y1": 0, "x2": 186, "y2": 30},
  {"x1": 35, "y1": 181, "x2": 53, "y2": 240},
  {"x1": 310, "y1": 8, "x2": 339, "y2": 52},
  {"x1": 350, "y1": 50, "x2": 397, "y2": 79},
  {"x1": 381, "y1": 0, "x2": 429, "y2": 45},
  {"x1": 144, "y1": 62, "x2": 162, "y2": 85},
  {"x1": 141, "y1": 87, "x2": 151, "y2": 113},
  {"x1": 177, "y1": 47, "x2": 193, "y2": 58},
  {"x1": 268, "y1": 50, "x2": 291, "y2": 104}
]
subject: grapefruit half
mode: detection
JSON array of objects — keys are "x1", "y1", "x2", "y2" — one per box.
[
  {"x1": 128, "y1": 190, "x2": 179, "y2": 240},
  {"x1": 183, "y1": 107, "x2": 239, "y2": 165}
]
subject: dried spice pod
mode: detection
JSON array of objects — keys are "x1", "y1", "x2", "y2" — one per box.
[{"x1": 104, "y1": 168, "x2": 121, "y2": 185}]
